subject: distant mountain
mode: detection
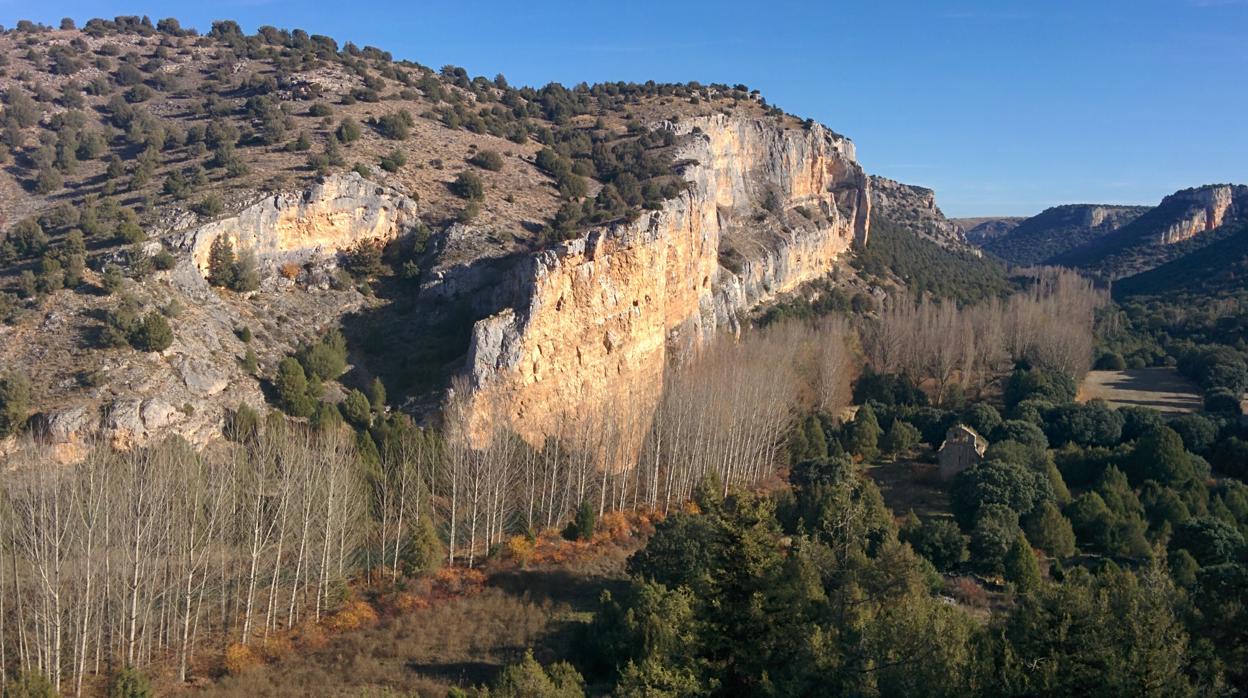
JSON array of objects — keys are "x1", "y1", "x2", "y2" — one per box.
[
  {"x1": 1051, "y1": 184, "x2": 1248, "y2": 279},
  {"x1": 1114, "y1": 218, "x2": 1248, "y2": 298},
  {"x1": 952, "y1": 217, "x2": 1024, "y2": 245},
  {"x1": 980, "y1": 205, "x2": 1148, "y2": 266}
]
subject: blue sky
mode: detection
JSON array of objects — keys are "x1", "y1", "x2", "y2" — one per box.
[{"x1": 4, "y1": 0, "x2": 1245, "y2": 216}]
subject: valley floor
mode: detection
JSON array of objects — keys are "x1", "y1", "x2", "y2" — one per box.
[{"x1": 1077, "y1": 368, "x2": 1203, "y2": 415}]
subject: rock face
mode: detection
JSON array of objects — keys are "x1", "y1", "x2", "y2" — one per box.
[
  {"x1": 462, "y1": 115, "x2": 870, "y2": 446},
  {"x1": 1154, "y1": 185, "x2": 1246, "y2": 245},
  {"x1": 869, "y1": 175, "x2": 968, "y2": 250},
  {"x1": 180, "y1": 172, "x2": 418, "y2": 275}
]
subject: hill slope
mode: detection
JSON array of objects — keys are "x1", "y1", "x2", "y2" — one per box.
[
  {"x1": 0, "y1": 17, "x2": 877, "y2": 453},
  {"x1": 1051, "y1": 184, "x2": 1248, "y2": 278},
  {"x1": 953, "y1": 216, "x2": 1024, "y2": 245},
  {"x1": 1113, "y1": 219, "x2": 1248, "y2": 298},
  {"x1": 980, "y1": 204, "x2": 1148, "y2": 266}
]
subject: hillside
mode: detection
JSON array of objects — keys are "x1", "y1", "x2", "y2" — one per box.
[
  {"x1": 1113, "y1": 218, "x2": 1248, "y2": 298},
  {"x1": 869, "y1": 175, "x2": 969, "y2": 250},
  {"x1": 1050, "y1": 184, "x2": 1248, "y2": 278},
  {"x1": 0, "y1": 17, "x2": 883, "y2": 453},
  {"x1": 979, "y1": 204, "x2": 1148, "y2": 266},
  {"x1": 953, "y1": 216, "x2": 1024, "y2": 245}
]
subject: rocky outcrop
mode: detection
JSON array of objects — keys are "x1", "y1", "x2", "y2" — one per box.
[
  {"x1": 1154, "y1": 185, "x2": 1247, "y2": 245},
  {"x1": 870, "y1": 175, "x2": 967, "y2": 250},
  {"x1": 462, "y1": 115, "x2": 869, "y2": 446},
  {"x1": 180, "y1": 172, "x2": 418, "y2": 275}
]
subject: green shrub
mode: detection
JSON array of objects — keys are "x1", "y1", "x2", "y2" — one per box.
[
  {"x1": 295, "y1": 335, "x2": 344, "y2": 384},
  {"x1": 0, "y1": 372, "x2": 31, "y2": 438},
  {"x1": 375, "y1": 111, "x2": 412, "y2": 139},
  {"x1": 275, "y1": 357, "x2": 315, "y2": 418},
  {"x1": 130, "y1": 311, "x2": 173, "y2": 352},
  {"x1": 451, "y1": 170, "x2": 484, "y2": 200},
  {"x1": 101, "y1": 264, "x2": 125, "y2": 294},
  {"x1": 107, "y1": 666, "x2": 152, "y2": 698},
  {"x1": 340, "y1": 389, "x2": 372, "y2": 428},
  {"x1": 379, "y1": 149, "x2": 406, "y2": 172},
  {"x1": 336, "y1": 117, "x2": 361, "y2": 143},
  {"x1": 468, "y1": 149, "x2": 504, "y2": 171},
  {"x1": 563, "y1": 500, "x2": 597, "y2": 541}
]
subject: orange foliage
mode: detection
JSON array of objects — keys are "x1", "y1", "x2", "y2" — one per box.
[
  {"x1": 294, "y1": 623, "x2": 328, "y2": 651},
  {"x1": 682, "y1": 501, "x2": 702, "y2": 515},
  {"x1": 257, "y1": 635, "x2": 294, "y2": 663},
  {"x1": 394, "y1": 592, "x2": 432, "y2": 613},
  {"x1": 505, "y1": 535, "x2": 536, "y2": 568},
  {"x1": 432, "y1": 566, "x2": 487, "y2": 598},
  {"x1": 223, "y1": 643, "x2": 262, "y2": 675},
  {"x1": 279, "y1": 262, "x2": 302, "y2": 280},
  {"x1": 596, "y1": 511, "x2": 631, "y2": 541},
  {"x1": 322, "y1": 600, "x2": 379, "y2": 633}
]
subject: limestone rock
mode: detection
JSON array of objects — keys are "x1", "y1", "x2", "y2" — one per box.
[
  {"x1": 464, "y1": 115, "x2": 871, "y2": 447},
  {"x1": 1155, "y1": 184, "x2": 1248, "y2": 245},
  {"x1": 180, "y1": 172, "x2": 418, "y2": 277}
]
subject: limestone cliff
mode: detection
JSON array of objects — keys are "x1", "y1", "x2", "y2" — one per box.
[
  {"x1": 462, "y1": 115, "x2": 869, "y2": 445},
  {"x1": 181, "y1": 172, "x2": 418, "y2": 275},
  {"x1": 1154, "y1": 185, "x2": 1246, "y2": 245}
]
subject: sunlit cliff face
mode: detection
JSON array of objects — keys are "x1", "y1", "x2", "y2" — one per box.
[
  {"x1": 463, "y1": 115, "x2": 870, "y2": 458},
  {"x1": 185, "y1": 172, "x2": 417, "y2": 275}
]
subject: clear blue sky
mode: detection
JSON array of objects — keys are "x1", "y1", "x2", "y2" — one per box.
[{"x1": 4, "y1": 0, "x2": 1246, "y2": 216}]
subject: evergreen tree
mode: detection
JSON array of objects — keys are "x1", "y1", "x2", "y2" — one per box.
[
  {"x1": 368, "y1": 377, "x2": 386, "y2": 410},
  {"x1": 1025, "y1": 501, "x2": 1077, "y2": 558},
  {"x1": 846, "y1": 404, "x2": 882, "y2": 461},
  {"x1": 207, "y1": 235, "x2": 237, "y2": 288},
  {"x1": 1004, "y1": 533, "x2": 1042, "y2": 593},
  {"x1": 275, "y1": 357, "x2": 314, "y2": 418}
]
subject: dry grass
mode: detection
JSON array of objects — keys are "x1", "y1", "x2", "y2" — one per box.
[
  {"x1": 1077, "y1": 368, "x2": 1203, "y2": 415},
  {"x1": 194, "y1": 526, "x2": 640, "y2": 697}
]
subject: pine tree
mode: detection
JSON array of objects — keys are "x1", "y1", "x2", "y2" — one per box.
[
  {"x1": 275, "y1": 358, "x2": 314, "y2": 418},
  {"x1": 846, "y1": 404, "x2": 882, "y2": 461},
  {"x1": 369, "y1": 377, "x2": 386, "y2": 410},
  {"x1": 207, "y1": 235, "x2": 237, "y2": 288},
  {"x1": 1004, "y1": 533, "x2": 1042, "y2": 594}
]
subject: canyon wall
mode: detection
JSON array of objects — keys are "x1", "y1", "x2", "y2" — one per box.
[
  {"x1": 463, "y1": 115, "x2": 870, "y2": 448},
  {"x1": 1155, "y1": 184, "x2": 1247, "y2": 245}
]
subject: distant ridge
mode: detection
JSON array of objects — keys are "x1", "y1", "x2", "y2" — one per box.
[{"x1": 980, "y1": 204, "x2": 1148, "y2": 266}]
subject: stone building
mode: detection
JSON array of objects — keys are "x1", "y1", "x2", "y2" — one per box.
[{"x1": 938, "y1": 424, "x2": 987, "y2": 481}]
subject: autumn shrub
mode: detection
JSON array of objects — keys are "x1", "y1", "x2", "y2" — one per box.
[
  {"x1": 505, "y1": 534, "x2": 536, "y2": 568},
  {"x1": 323, "y1": 600, "x2": 379, "y2": 633},
  {"x1": 256, "y1": 635, "x2": 294, "y2": 663},
  {"x1": 223, "y1": 643, "x2": 262, "y2": 675},
  {"x1": 597, "y1": 510, "x2": 632, "y2": 541},
  {"x1": 948, "y1": 577, "x2": 989, "y2": 608}
]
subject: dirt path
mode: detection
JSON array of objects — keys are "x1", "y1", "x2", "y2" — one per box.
[{"x1": 1077, "y1": 368, "x2": 1203, "y2": 415}]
